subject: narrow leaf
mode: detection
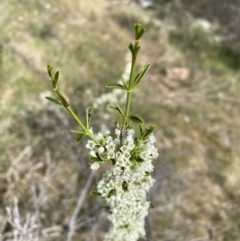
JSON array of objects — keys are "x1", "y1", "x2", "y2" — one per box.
[
  {"x1": 141, "y1": 126, "x2": 155, "y2": 140},
  {"x1": 107, "y1": 105, "x2": 125, "y2": 117},
  {"x1": 70, "y1": 130, "x2": 85, "y2": 134},
  {"x1": 96, "y1": 152, "x2": 103, "y2": 161},
  {"x1": 52, "y1": 80, "x2": 57, "y2": 89},
  {"x1": 128, "y1": 43, "x2": 134, "y2": 53},
  {"x1": 86, "y1": 106, "x2": 92, "y2": 129},
  {"x1": 136, "y1": 157, "x2": 144, "y2": 162},
  {"x1": 54, "y1": 71, "x2": 59, "y2": 83},
  {"x1": 90, "y1": 156, "x2": 102, "y2": 162},
  {"x1": 137, "y1": 28, "x2": 146, "y2": 40},
  {"x1": 75, "y1": 133, "x2": 86, "y2": 143},
  {"x1": 134, "y1": 46, "x2": 140, "y2": 56},
  {"x1": 106, "y1": 83, "x2": 126, "y2": 90},
  {"x1": 91, "y1": 191, "x2": 101, "y2": 196},
  {"x1": 111, "y1": 120, "x2": 120, "y2": 128},
  {"x1": 134, "y1": 22, "x2": 141, "y2": 39},
  {"x1": 133, "y1": 63, "x2": 150, "y2": 86},
  {"x1": 45, "y1": 96, "x2": 63, "y2": 107},
  {"x1": 129, "y1": 115, "x2": 144, "y2": 125},
  {"x1": 107, "y1": 105, "x2": 117, "y2": 111},
  {"x1": 121, "y1": 78, "x2": 128, "y2": 89},
  {"x1": 134, "y1": 22, "x2": 140, "y2": 34},
  {"x1": 47, "y1": 65, "x2": 52, "y2": 77},
  {"x1": 116, "y1": 104, "x2": 125, "y2": 117},
  {"x1": 111, "y1": 159, "x2": 116, "y2": 165},
  {"x1": 138, "y1": 124, "x2": 143, "y2": 135},
  {"x1": 107, "y1": 189, "x2": 116, "y2": 198},
  {"x1": 122, "y1": 181, "x2": 128, "y2": 191}
]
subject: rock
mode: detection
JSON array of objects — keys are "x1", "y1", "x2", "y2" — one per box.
[{"x1": 165, "y1": 67, "x2": 190, "y2": 81}]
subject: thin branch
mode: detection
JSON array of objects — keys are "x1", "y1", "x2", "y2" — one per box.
[{"x1": 66, "y1": 172, "x2": 95, "y2": 241}]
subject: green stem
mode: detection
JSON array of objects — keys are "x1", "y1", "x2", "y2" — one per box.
[
  {"x1": 53, "y1": 87, "x2": 99, "y2": 144},
  {"x1": 67, "y1": 106, "x2": 86, "y2": 131},
  {"x1": 123, "y1": 43, "x2": 138, "y2": 129},
  {"x1": 67, "y1": 106, "x2": 99, "y2": 144}
]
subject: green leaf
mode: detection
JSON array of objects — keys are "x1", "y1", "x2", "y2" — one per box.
[
  {"x1": 134, "y1": 46, "x2": 140, "y2": 56},
  {"x1": 137, "y1": 28, "x2": 146, "y2": 39},
  {"x1": 141, "y1": 126, "x2": 155, "y2": 140},
  {"x1": 134, "y1": 21, "x2": 141, "y2": 40},
  {"x1": 45, "y1": 97, "x2": 63, "y2": 107},
  {"x1": 133, "y1": 63, "x2": 150, "y2": 86},
  {"x1": 75, "y1": 133, "x2": 86, "y2": 143},
  {"x1": 129, "y1": 115, "x2": 144, "y2": 124},
  {"x1": 128, "y1": 43, "x2": 134, "y2": 53},
  {"x1": 86, "y1": 106, "x2": 92, "y2": 129},
  {"x1": 111, "y1": 120, "x2": 120, "y2": 128},
  {"x1": 136, "y1": 157, "x2": 144, "y2": 162},
  {"x1": 70, "y1": 130, "x2": 85, "y2": 134},
  {"x1": 121, "y1": 78, "x2": 128, "y2": 89},
  {"x1": 111, "y1": 159, "x2": 116, "y2": 165},
  {"x1": 107, "y1": 189, "x2": 116, "y2": 198},
  {"x1": 54, "y1": 71, "x2": 59, "y2": 83},
  {"x1": 116, "y1": 104, "x2": 125, "y2": 116},
  {"x1": 122, "y1": 181, "x2": 128, "y2": 191},
  {"x1": 134, "y1": 22, "x2": 140, "y2": 34},
  {"x1": 96, "y1": 152, "x2": 103, "y2": 161},
  {"x1": 91, "y1": 191, "x2": 101, "y2": 196},
  {"x1": 107, "y1": 105, "x2": 125, "y2": 117},
  {"x1": 134, "y1": 137, "x2": 138, "y2": 145},
  {"x1": 90, "y1": 156, "x2": 102, "y2": 162},
  {"x1": 138, "y1": 124, "x2": 143, "y2": 135},
  {"x1": 106, "y1": 83, "x2": 126, "y2": 90},
  {"x1": 47, "y1": 65, "x2": 52, "y2": 77},
  {"x1": 134, "y1": 21, "x2": 146, "y2": 40}
]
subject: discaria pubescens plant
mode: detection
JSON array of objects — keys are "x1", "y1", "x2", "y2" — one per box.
[{"x1": 45, "y1": 22, "x2": 158, "y2": 241}]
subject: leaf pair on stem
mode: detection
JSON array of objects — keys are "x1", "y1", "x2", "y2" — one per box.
[{"x1": 45, "y1": 21, "x2": 155, "y2": 145}]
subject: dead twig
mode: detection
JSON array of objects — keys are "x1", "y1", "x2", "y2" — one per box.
[{"x1": 66, "y1": 172, "x2": 95, "y2": 241}]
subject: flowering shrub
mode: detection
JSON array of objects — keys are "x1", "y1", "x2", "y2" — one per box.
[{"x1": 45, "y1": 22, "x2": 158, "y2": 241}]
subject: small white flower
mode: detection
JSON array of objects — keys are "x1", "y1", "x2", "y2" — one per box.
[
  {"x1": 126, "y1": 135, "x2": 134, "y2": 144},
  {"x1": 116, "y1": 151, "x2": 122, "y2": 159},
  {"x1": 115, "y1": 128, "x2": 121, "y2": 136},
  {"x1": 123, "y1": 152, "x2": 131, "y2": 160},
  {"x1": 106, "y1": 136, "x2": 113, "y2": 144},
  {"x1": 106, "y1": 142, "x2": 115, "y2": 151},
  {"x1": 90, "y1": 162, "x2": 100, "y2": 171},
  {"x1": 139, "y1": 151, "x2": 147, "y2": 160},
  {"x1": 151, "y1": 147, "x2": 158, "y2": 158},
  {"x1": 128, "y1": 129, "x2": 135, "y2": 136},
  {"x1": 127, "y1": 142, "x2": 135, "y2": 150},
  {"x1": 116, "y1": 158, "x2": 125, "y2": 167},
  {"x1": 107, "y1": 151, "x2": 115, "y2": 159},
  {"x1": 88, "y1": 127, "x2": 94, "y2": 135},
  {"x1": 86, "y1": 140, "x2": 96, "y2": 149},
  {"x1": 90, "y1": 150, "x2": 96, "y2": 157},
  {"x1": 120, "y1": 145, "x2": 129, "y2": 153},
  {"x1": 96, "y1": 132, "x2": 104, "y2": 141},
  {"x1": 98, "y1": 146, "x2": 104, "y2": 154},
  {"x1": 149, "y1": 133, "x2": 156, "y2": 143},
  {"x1": 114, "y1": 138, "x2": 120, "y2": 145}
]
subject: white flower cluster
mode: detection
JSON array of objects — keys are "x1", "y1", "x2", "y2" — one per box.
[{"x1": 86, "y1": 129, "x2": 158, "y2": 241}]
